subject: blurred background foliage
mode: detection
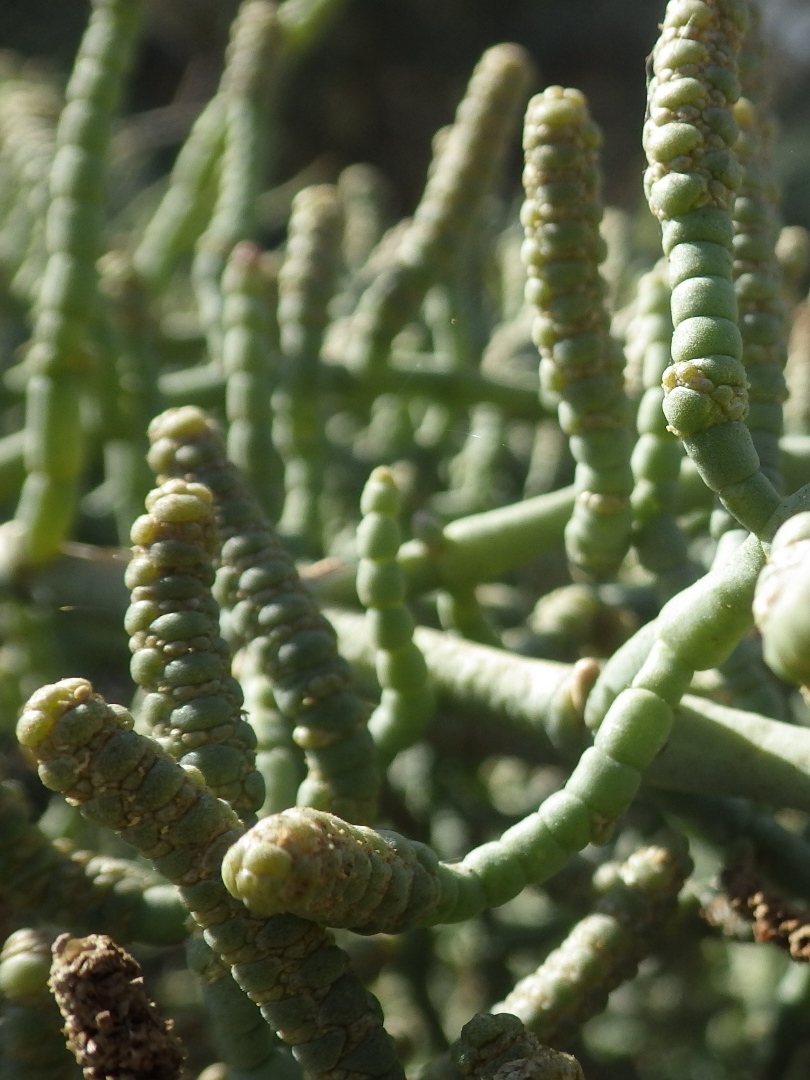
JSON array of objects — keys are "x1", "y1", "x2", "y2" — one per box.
[
  {"x1": 10, "y1": 0, "x2": 810, "y2": 227},
  {"x1": 3, "y1": 0, "x2": 810, "y2": 222}
]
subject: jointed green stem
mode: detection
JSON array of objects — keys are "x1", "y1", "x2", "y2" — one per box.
[
  {"x1": 18, "y1": 679, "x2": 403, "y2": 1080},
  {"x1": 356, "y1": 467, "x2": 434, "y2": 766},
  {"x1": 0, "y1": 779, "x2": 186, "y2": 946},
  {"x1": 12, "y1": 0, "x2": 143, "y2": 568},
  {"x1": 223, "y1": 241, "x2": 286, "y2": 521},
  {"x1": 275, "y1": 185, "x2": 344, "y2": 554},
  {"x1": 346, "y1": 45, "x2": 533, "y2": 374},
  {"x1": 125, "y1": 477, "x2": 265, "y2": 822},
  {"x1": 146, "y1": 406, "x2": 380, "y2": 824},
  {"x1": 643, "y1": 0, "x2": 782, "y2": 536},
  {"x1": 193, "y1": 0, "x2": 280, "y2": 364},
  {"x1": 522, "y1": 86, "x2": 634, "y2": 579}
]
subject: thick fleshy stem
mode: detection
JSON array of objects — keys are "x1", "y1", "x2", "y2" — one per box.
[
  {"x1": 18, "y1": 680, "x2": 404, "y2": 1080},
  {"x1": 125, "y1": 477, "x2": 265, "y2": 822},
  {"x1": 11, "y1": 0, "x2": 143, "y2": 568},
  {"x1": 643, "y1": 0, "x2": 782, "y2": 536},
  {"x1": 728, "y1": 6, "x2": 787, "y2": 497},
  {"x1": 494, "y1": 832, "x2": 692, "y2": 1042},
  {"x1": 132, "y1": 0, "x2": 353, "y2": 294},
  {"x1": 48, "y1": 933, "x2": 186, "y2": 1080},
  {"x1": 628, "y1": 262, "x2": 697, "y2": 598},
  {"x1": 187, "y1": 932, "x2": 300, "y2": 1080},
  {"x1": 356, "y1": 467, "x2": 434, "y2": 767},
  {"x1": 96, "y1": 251, "x2": 162, "y2": 543},
  {"x1": 132, "y1": 94, "x2": 226, "y2": 294},
  {"x1": 230, "y1": 527, "x2": 786, "y2": 933},
  {"x1": 329, "y1": 607, "x2": 810, "y2": 813},
  {"x1": 521, "y1": 87, "x2": 634, "y2": 580},
  {"x1": 346, "y1": 44, "x2": 533, "y2": 374},
  {"x1": 236, "y1": 641, "x2": 305, "y2": 818},
  {"x1": 0, "y1": 928, "x2": 78, "y2": 1080},
  {"x1": 338, "y1": 164, "x2": 394, "y2": 276},
  {"x1": 192, "y1": 0, "x2": 281, "y2": 364},
  {"x1": 275, "y1": 185, "x2": 344, "y2": 555},
  {"x1": 223, "y1": 241, "x2": 286, "y2": 521},
  {"x1": 146, "y1": 406, "x2": 380, "y2": 825}
]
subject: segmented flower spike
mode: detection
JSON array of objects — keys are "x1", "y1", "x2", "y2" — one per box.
[
  {"x1": 223, "y1": 241, "x2": 286, "y2": 521},
  {"x1": 356, "y1": 467, "x2": 434, "y2": 767},
  {"x1": 18, "y1": 680, "x2": 403, "y2": 1080},
  {"x1": 12, "y1": 0, "x2": 142, "y2": 568},
  {"x1": 125, "y1": 477, "x2": 265, "y2": 823},
  {"x1": 146, "y1": 406, "x2": 380, "y2": 825},
  {"x1": 496, "y1": 831, "x2": 692, "y2": 1042},
  {"x1": 0, "y1": 928, "x2": 77, "y2": 1080},
  {"x1": 193, "y1": 0, "x2": 281, "y2": 364},
  {"x1": 0, "y1": 779, "x2": 186, "y2": 946},
  {"x1": 521, "y1": 86, "x2": 635, "y2": 580},
  {"x1": 347, "y1": 44, "x2": 534, "y2": 374},
  {"x1": 643, "y1": 0, "x2": 782, "y2": 537},
  {"x1": 628, "y1": 262, "x2": 697, "y2": 598},
  {"x1": 753, "y1": 510, "x2": 810, "y2": 686},
  {"x1": 132, "y1": 95, "x2": 226, "y2": 293},
  {"x1": 275, "y1": 184, "x2": 344, "y2": 555},
  {"x1": 730, "y1": 4, "x2": 787, "y2": 493}
]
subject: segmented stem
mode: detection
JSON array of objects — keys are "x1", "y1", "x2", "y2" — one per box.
[
  {"x1": 12, "y1": 0, "x2": 143, "y2": 567},
  {"x1": 356, "y1": 467, "x2": 434, "y2": 766},
  {"x1": 193, "y1": 0, "x2": 281, "y2": 363},
  {"x1": 643, "y1": 0, "x2": 782, "y2": 536},
  {"x1": 346, "y1": 44, "x2": 533, "y2": 373},
  {"x1": 125, "y1": 477, "x2": 265, "y2": 822},
  {"x1": 495, "y1": 832, "x2": 692, "y2": 1041},
  {"x1": 0, "y1": 778, "x2": 186, "y2": 945},
  {"x1": 223, "y1": 241, "x2": 286, "y2": 521},
  {"x1": 275, "y1": 185, "x2": 344, "y2": 554},
  {"x1": 521, "y1": 87, "x2": 634, "y2": 579},
  {"x1": 132, "y1": 95, "x2": 226, "y2": 292},
  {"x1": 438, "y1": 1013, "x2": 584, "y2": 1080},
  {"x1": 753, "y1": 510, "x2": 810, "y2": 686},
  {"x1": 731, "y1": 5, "x2": 787, "y2": 493},
  {"x1": 628, "y1": 263, "x2": 696, "y2": 596},
  {"x1": 18, "y1": 680, "x2": 403, "y2": 1080},
  {"x1": 146, "y1": 406, "x2": 380, "y2": 825},
  {"x1": 0, "y1": 929, "x2": 77, "y2": 1080}
]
